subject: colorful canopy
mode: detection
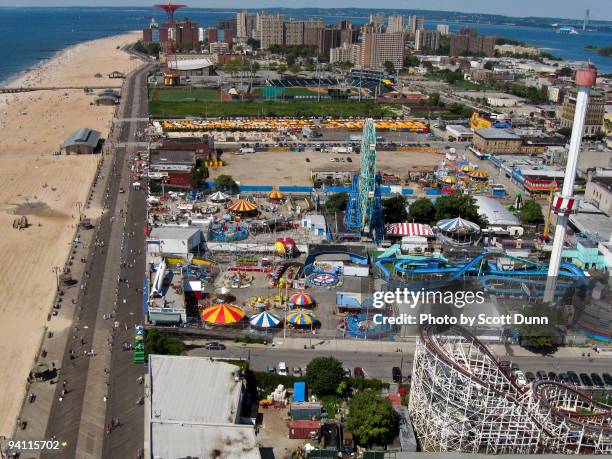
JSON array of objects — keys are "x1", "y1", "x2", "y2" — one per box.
[
  {"x1": 460, "y1": 165, "x2": 475, "y2": 172},
  {"x1": 249, "y1": 311, "x2": 281, "y2": 328},
  {"x1": 201, "y1": 304, "x2": 245, "y2": 325},
  {"x1": 469, "y1": 170, "x2": 489, "y2": 180},
  {"x1": 436, "y1": 216, "x2": 480, "y2": 234},
  {"x1": 227, "y1": 199, "x2": 258, "y2": 213},
  {"x1": 268, "y1": 189, "x2": 284, "y2": 200},
  {"x1": 441, "y1": 176, "x2": 457, "y2": 184},
  {"x1": 385, "y1": 223, "x2": 434, "y2": 237},
  {"x1": 286, "y1": 309, "x2": 318, "y2": 326},
  {"x1": 209, "y1": 191, "x2": 230, "y2": 202},
  {"x1": 288, "y1": 292, "x2": 315, "y2": 306}
]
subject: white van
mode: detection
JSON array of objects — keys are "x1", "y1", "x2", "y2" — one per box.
[{"x1": 278, "y1": 362, "x2": 288, "y2": 376}]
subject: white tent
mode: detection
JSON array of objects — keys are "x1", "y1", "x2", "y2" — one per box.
[{"x1": 209, "y1": 191, "x2": 230, "y2": 203}]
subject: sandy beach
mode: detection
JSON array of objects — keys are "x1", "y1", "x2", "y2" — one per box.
[{"x1": 0, "y1": 32, "x2": 140, "y2": 437}]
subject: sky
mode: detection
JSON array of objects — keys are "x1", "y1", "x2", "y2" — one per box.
[{"x1": 0, "y1": 0, "x2": 610, "y2": 22}]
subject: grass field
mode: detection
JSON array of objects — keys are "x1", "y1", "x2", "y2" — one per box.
[
  {"x1": 151, "y1": 88, "x2": 221, "y2": 102},
  {"x1": 149, "y1": 99, "x2": 397, "y2": 118}
]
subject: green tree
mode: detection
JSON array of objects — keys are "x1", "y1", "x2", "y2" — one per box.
[
  {"x1": 305, "y1": 357, "x2": 345, "y2": 397},
  {"x1": 382, "y1": 60, "x2": 396, "y2": 74},
  {"x1": 214, "y1": 174, "x2": 237, "y2": 191},
  {"x1": 591, "y1": 129, "x2": 606, "y2": 141},
  {"x1": 557, "y1": 127, "x2": 572, "y2": 138},
  {"x1": 325, "y1": 192, "x2": 348, "y2": 213},
  {"x1": 145, "y1": 328, "x2": 185, "y2": 356},
  {"x1": 435, "y1": 193, "x2": 487, "y2": 227},
  {"x1": 558, "y1": 66, "x2": 573, "y2": 77},
  {"x1": 289, "y1": 63, "x2": 301, "y2": 74},
  {"x1": 484, "y1": 61, "x2": 495, "y2": 70},
  {"x1": 403, "y1": 54, "x2": 420, "y2": 68},
  {"x1": 345, "y1": 389, "x2": 398, "y2": 448},
  {"x1": 246, "y1": 37, "x2": 260, "y2": 49},
  {"x1": 408, "y1": 198, "x2": 436, "y2": 225},
  {"x1": 520, "y1": 200, "x2": 544, "y2": 225},
  {"x1": 189, "y1": 166, "x2": 204, "y2": 189},
  {"x1": 515, "y1": 304, "x2": 560, "y2": 352},
  {"x1": 149, "y1": 180, "x2": 162, "y2": 194},
  {"x1": 383, "y1": 195, "x2": 408, "y2": 223},
  {"x1": 428, "y1": 92, "x2": 441, "y2": 106}
]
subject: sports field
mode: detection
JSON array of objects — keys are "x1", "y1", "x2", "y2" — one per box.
[
  {"x1": 151, "y1": 88, "x2": 221, "y2": 102},
  {"x1": 149, "y1": 99, "x2": 397, "y2": 118}
]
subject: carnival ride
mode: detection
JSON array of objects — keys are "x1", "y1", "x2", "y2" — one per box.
[
  {"x1": 208, "y1": 221, "x2": 250, "y2": 242},
  {"x1": 342, "y1": 312, "x2": 394, "y2": 339},
  {"x1": 344, "y1": 118, "x2": 384, "y2": 242},
  {"x1": 409, "y1": 326, "x2": 612, "y2": 454},
  {"x1": 375, "y1": 245, "x2": 588, "y2": 297}
]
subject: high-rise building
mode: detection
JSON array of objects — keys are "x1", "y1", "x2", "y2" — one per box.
[
  {"x1": 407, "y1": 15, "x2": 425, "y2": 35},
  {"x1": 415, "y1": 29, "x2": 441, "y2": 51},
  {"x1": 369, "y1": 13, "x2": 385, "y2": 27},
  {"x1": 236, "y1": 11, "x2": 256, "y2": 39},
  {"x1": 254, "y1": 12, "x2": 284, "y2": 49},
  {"x1": 450, "y1": 29, "x2": 495, "y2": 57},
  {"x1": 436, "y1": 24, "x2": 450, "y2": 35},
  {"x1": 360, "y1": 24, "x2": 404, "y2": 71},
  {"x1": 560, "y1": 89, "x2": 605, "y2": 136},
  {"x1": 330, "y1": 42, "x2": 361, "y2": 65},
  {"x1": 283, "y1": 20, "x2": 305, "y2": 46},
  {"x1": 303, "y1": 19, "x2": 324, "y2": 47},
  {"x1": 387, "y1": 15, "x2": 404, "y2": 33}
]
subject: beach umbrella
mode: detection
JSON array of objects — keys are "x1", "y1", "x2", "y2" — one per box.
[
  {"x1": 249, "y1": 311, "x2": 281, "y2": 328},
  {"x1": 227, "y1": 199, "x2": 258, "y2": 213},
  {"x1": 286, "y1": 309, "x2": 318, "y2": 326},
  {"x1": 461, "y1": 165, "x2": 475, "y2": 173},
  {"x1": 209, "y1": 191, "x2": 230, "y2": 202},
  {"x1": 288, "y1": 292, "x2": 315, "y2": 307},
  {"x1": 201, "y1": 304, "x2": 245, "y2": 325},
  {"x1": 441, "y1": 176, "x2": 457, "y2": 184},
  {"x1": 268, "y1": 189, "x2": 284, "y2": 200}
]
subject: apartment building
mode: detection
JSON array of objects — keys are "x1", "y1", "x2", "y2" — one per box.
[
  {"x1": 415, "y1": 29, "x2": 441, "y2": 51},
  {"x1": 407, "y1": 15, "x2": 425, "y2": 35},
  {"x1": 360, "y1": 24, "x2": 404, "y2": 70},
  {"x1": 254, "y1": 12, "x2": 284, "y2": 49},
  {"x1": 560, "y1": 89, "x2": 605, "y2": 136},
  {"x1": 387, "y1": 15, "x2": 404, "y2": 33}
]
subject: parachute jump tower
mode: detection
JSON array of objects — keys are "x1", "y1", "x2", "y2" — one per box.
[{"x1": 344, "y1": 118, "x2": 384, "y2": 242}]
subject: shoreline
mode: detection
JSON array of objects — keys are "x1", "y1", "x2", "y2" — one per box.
[
  {"x1": 0, "y1": 31, "x2": 141, "y2": 437},
  {"x1": 0, "y1": 30, "x2": 140, "y2": 87}
]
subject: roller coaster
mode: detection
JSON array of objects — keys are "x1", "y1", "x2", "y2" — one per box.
[
  {"x1": 375, "y1": 245, "x2": 588, "y2": 298},
  {"x1": 408, "y1": 326, "x2": 612, "y2": 454}
]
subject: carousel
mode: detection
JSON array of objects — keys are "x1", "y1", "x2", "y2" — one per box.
[
  {"x1": 208, "y1": 218, "x2": 250, "y2": 242},
  {"x1": 227, "y1": 199, "x2": 258, "y2": 214},
  {"x1": 208, "y1": 190, "x2": 231, "y2": 203},
  {"x1": 435, "y1": 216, "x2": 481, "y2": 246}
]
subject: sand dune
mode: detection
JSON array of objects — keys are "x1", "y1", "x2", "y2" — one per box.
[{"x1": 0, "y1": 32, "x2": 140, "y2": 437}]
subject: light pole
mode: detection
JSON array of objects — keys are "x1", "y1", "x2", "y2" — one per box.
[
  {"x1": 52, "y1": 265, "x2": 61, "y2": 291},
  {"x1": 544, "y1": 66, "x2": 597, "y2": 303}
]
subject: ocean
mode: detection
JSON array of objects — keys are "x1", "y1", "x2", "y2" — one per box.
[{"x1": 0, "y1": 7, "x2": 611, "y2": 84}]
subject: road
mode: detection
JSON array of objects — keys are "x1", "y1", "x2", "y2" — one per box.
[
  {"x1": 189, "y1": 344, "x2": 612, "y2": 383},
  {"x1": 40, "y1": 57, "x2": 152, "y2": 459}
]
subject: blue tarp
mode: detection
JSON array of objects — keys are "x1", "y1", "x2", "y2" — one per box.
[
  {"x1": 294, "y1": 382, "x2": 306, "y2": 403},
  {"x1": 402, "y1": 188, "x2": 414, "y2": 195},
  {"x1": 426, "y1": 189, "x2": 442, "y2": 196}
]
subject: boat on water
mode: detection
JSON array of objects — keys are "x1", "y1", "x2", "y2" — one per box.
[{"x1": 557, "y1": 26, "x2": 579, "y2": 35}]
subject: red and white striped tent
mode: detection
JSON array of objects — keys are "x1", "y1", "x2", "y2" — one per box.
[{"x1": 385, "y1": 223, "x2": 434, "y2": 237}]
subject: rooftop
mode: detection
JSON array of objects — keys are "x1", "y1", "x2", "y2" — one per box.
[
  {"x1": 592, "y1": 176, "x2": 612, "y2": 192},
  {"x1": 148, "y1": 355, "x2": 258, "y2": 459},
  {"x1": 473, "y1": 196, "x2": 519, "y2": 226},
  {"x1": 474, "y1": 128, "x2": 521, "y2": 141},
  {"x1": 149, "y1": 226, "x2": 202, "y2": 241},
  {"x1": 61, "y1": 128, "x2": 101, "y2": 149},
  {"x1": 167, "y1": 57, "x2": 214, "y2": 71},
  {"x1": 150, "y1": 149, "x2": 196, "y2": 165},
  {"x1": 569, "y1": 212, "x2": 612, "y2": 242}
]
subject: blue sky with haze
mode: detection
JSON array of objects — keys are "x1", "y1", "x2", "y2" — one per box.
[{"x1": 0, "y1": 1, "x2": 610, "y2": 21}]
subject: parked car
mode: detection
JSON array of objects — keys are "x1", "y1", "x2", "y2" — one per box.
[
  {"x1": 579, "y1": 373, "x2": 593, "y2": 387},
  {"x1": 343, "y1": 368, "x2": 351, "y2": 378},
  {"x1": 602, "y1": 373, "x2": 612, "y2": 387},
  {"x1": 558, "y1": 373, "x2": 570, "y2": 384},
  {"x1": 266, "y1": 364, "x2": 275, "y2": 373},
  {"x1": 292, "y1": 367, "x2": 302, "y2": 377},
  {"x1": 567, "y1": 371, "x2": 580, "y2": 385},
  {"x1": 525, "y1": 372, "x2": 536, "y2": 382},
  {"x1": 514, "y1": 370, "x2": 527, "y2": 386},
  {"x1": 392, "y1": 367, "x2": 402, "y2": 383},
  {"x1": 346, "y1": 157, "x2": 352, "y2": 162},
  {"x1": 548, "y1": 371, "x2": 557, "y2": 381},
  {"x1": 353, "y1": 367, "x2": 365, "y2": 378},
  {"x1": 536, "y1": 370, "x2": 548, "y2": 380},
  {"x1": 591, "y1": 373, "x2": 605, "y2": 388},
  {"x1": 204, "y1": 342, "x2": 226, "y2": 350},
  {"x1": 278, "y1": 362, "x2": 288, "y2": 376}
]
